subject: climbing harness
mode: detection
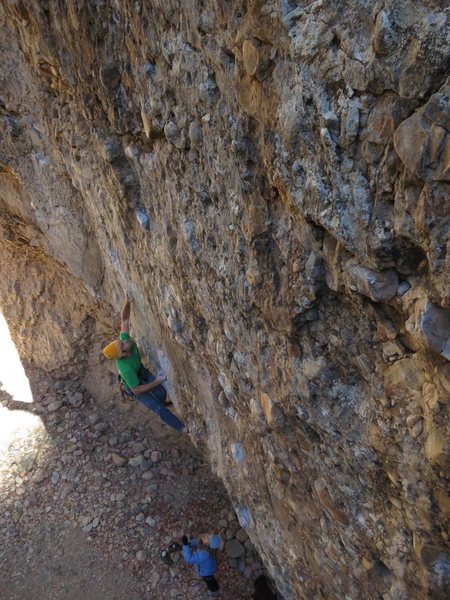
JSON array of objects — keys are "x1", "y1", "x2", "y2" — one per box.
[
  {"x1": 117, "y1": 367, "x2": 170, "y2": 405},
  {"x1": 117, "y1": 375, "x2": 134, "y2": 404}
]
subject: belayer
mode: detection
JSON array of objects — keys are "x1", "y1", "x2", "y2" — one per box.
[
  {"x1": 182, "y1": 533, "x2": 222, "y2": 597},
  {"x1": 102, "y1": 294, "x2": 187, "y2": 433}
]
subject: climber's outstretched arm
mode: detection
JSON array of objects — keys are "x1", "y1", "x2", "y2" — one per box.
[{"x1": 120, "y1": 294, "x2": 131, "y2": 333}]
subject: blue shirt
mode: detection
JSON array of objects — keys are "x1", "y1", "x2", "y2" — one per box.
[{"x1": 182, "y1": 540, "x2": 217, "y2": 576}]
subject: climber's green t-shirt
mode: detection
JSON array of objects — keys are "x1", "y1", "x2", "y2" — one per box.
[{"x1": 116, "y1": 332, "x2": 141, "y2": 389}]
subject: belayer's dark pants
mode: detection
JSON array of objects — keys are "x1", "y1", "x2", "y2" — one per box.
[{"x1": 202, "y1": 575, "x2": 220, "y2": 592}]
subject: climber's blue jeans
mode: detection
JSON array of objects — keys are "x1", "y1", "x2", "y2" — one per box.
[{"x1": 135, "y1": 367, "x2": 185, "y2": 432}]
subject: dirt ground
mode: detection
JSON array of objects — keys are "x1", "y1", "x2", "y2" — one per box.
[{"x1": 0, "y1": 365, "x2": 265, "y2": 600}]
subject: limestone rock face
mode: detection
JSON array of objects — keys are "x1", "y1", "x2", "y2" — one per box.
[{"x1": 0, "y1": 2, "x2": 448, "y2": 599}]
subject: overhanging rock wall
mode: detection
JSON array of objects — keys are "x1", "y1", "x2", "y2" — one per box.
[{"x1": 0, "y1": 2, "x2": 449, "y2": 598}]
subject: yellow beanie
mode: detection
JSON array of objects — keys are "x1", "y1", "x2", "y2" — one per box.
[{"x1": 102, "y1": 340, "x2": 123, "y2": 359}]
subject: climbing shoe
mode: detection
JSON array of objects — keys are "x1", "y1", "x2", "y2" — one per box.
[{"x1": 161, "y1": 551, "x2": 173, "y2": 566}]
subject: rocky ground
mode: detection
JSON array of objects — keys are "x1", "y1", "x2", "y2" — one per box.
[{"x1": 0, "y1": 366, "x2": 265, "y2": 600}]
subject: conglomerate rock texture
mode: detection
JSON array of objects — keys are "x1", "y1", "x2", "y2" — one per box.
[{"x1": 0, "y1": 2, "x2": 449, "y2": 599}]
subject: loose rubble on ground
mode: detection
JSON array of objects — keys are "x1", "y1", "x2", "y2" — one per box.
[{"x1": 0, "y1": 366, "x2": 265, "y2": 599}]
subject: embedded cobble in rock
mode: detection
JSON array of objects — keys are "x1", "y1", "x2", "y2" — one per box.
[
  {"x1": 225, "y1": 539, "x2": 246, "y2": 559},
  {"x1": 111, "y1": 453, "x2": 127, "y2": 467}
]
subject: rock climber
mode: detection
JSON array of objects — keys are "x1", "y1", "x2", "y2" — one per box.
[
  {"x1": 181, "y1": 533, "x2": 222, "y2": 597},
  {"x1": 102, "y1": 294, "x2": 187, "y2": 433}
]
